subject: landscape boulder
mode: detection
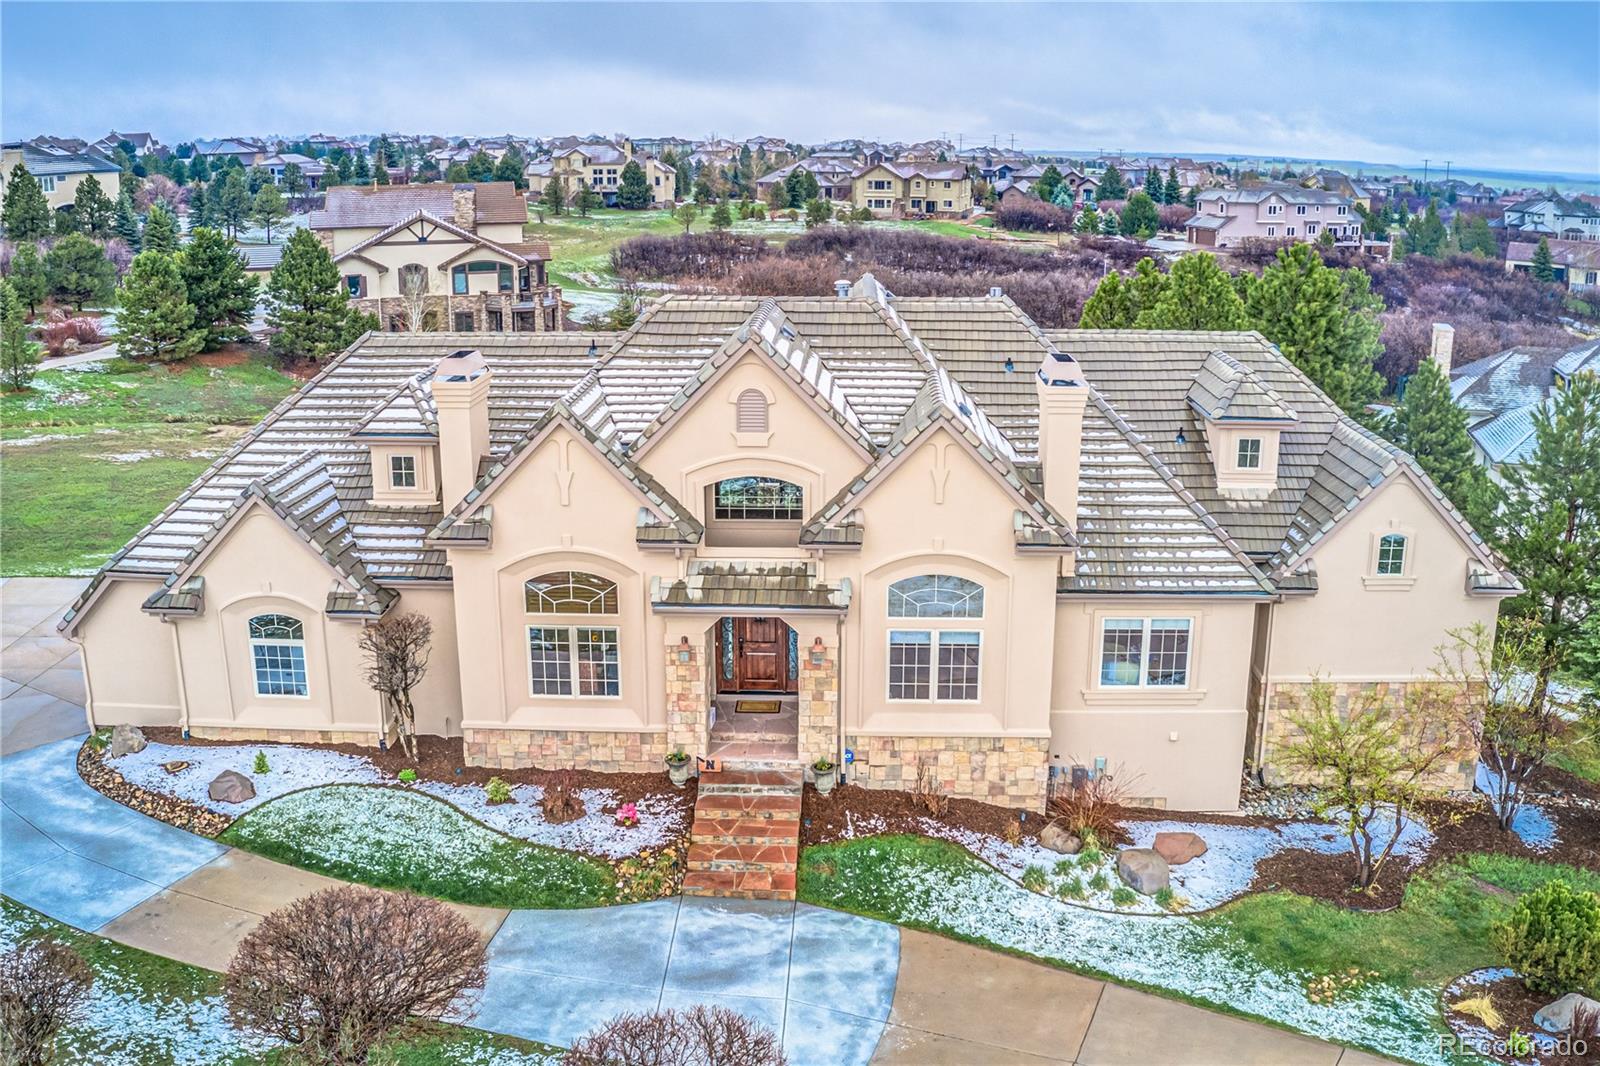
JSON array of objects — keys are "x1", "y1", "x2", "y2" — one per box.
[
  {"x1": 1039, "y1": 822, "x2": 1081, "y2": 855},
  {"x1": 1534, "y1": 992, "x2": 1600, "y2": 1035},
  {"x1": 108, "y1": 724, "x2": 147, "y2": 758},
  {"x1": 1115, "y1": 848, "x2": 1170, "y2": 895},
  {"x1": 208, "y1": 770, "x2": 256, "y2": 804},
  {"x1": 1152, "y1": 831, "x2": 1208, "y2": 865}
]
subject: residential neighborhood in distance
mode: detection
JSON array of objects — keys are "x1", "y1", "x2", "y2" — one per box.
[{"x1": 1, "y1": 4, "x2": 1598, "y2": 1066}]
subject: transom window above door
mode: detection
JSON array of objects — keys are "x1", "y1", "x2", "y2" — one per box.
[
  {"x1": 248, "y1": 613, "x2": 308, "y2": 697},
  {"x1": 887, "y1": 575, "x2": 985, "y2": 618},
  {"x1": 524, "y1": 571, "x2": 621, "y2": 698},
  {"x1": 525, "y1": 571, "x2": 619, "y2": 614},
  {"x1": 712, "y1": 477, "x2": 803, "y2": 521}
]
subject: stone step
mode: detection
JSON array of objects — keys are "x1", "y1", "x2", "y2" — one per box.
[
  {"x1": 697, "y1": 768, "x2": 804, "y2": 792},
  {"x1": 687, "y1": 841, "x2": 798, "y2": 873},
  {"x1": 691, "y1": 817, "x2": 803, "y2": 844},
  {"x1": 680, "y1": 868, "x2": 797, "y2": 901},
  {"x1": 709, "y1": 729, "x2": 798, "y2": 744},
  {"x1": 692, "y1": 794, "x2": 802, "y2": 822}
]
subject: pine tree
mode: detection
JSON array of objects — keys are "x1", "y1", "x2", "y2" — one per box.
[
  {"x1": 1143, "y1": 167, "x2": 1163, "y2": 202},
  {"x1": 1119, "y1": 191, "x2": 1160, "y2": 238},
  {"x1": 0, "y1": 279, "x2": 40, "y2": 391},
  {"x1": 143, "y1": 203, "x2": 179, "y2": 254},
  {"x1": 73, "y1": 174, "x2": 115, "y2": 237},
  {"x1": 616, "y1": 161, "x2": 652, "y2": 210},
  {"x1": 492, "y1": 146, "x2": 525, "y2": 188},
  {"x1": 252, "y1": 184, "x2": 288, "y2": 242},
  {"x1": 1099, "y1": 210, "x2": 1120, "y2": 236},
  {"x1": 1499, "y1": 373, "x2": 1600, "y2": 713},
  {"x1": 545, "y1": 175, "x2": 566, "y2": 215},
  {"x1": 53, "y1": 207, "x2": 79, "y2": 237},
  {"x1": 351, "y1": 153, "x2": 372, "y2": 184},
  {"x1": 804, "y1": 198, "x2": 831, "y2": 229},
  {"x1": 179, "y1": 227, "x2": 259, "y2": 350},
  {"x1": 116, "y1": 250, "x2": 204, "y2": 362},
  {"x1": 8, "y1": 242, "x2": 48, "y2": 313},
  {"x1": 1406, "y1": 200, "x2": 1448, "y2": 258},
  {"x1": 1531, "y1": 237, "x2": 1557, "y2": 282},
  {"x1": 1246, "y1": 242, "x2": 1384, "y2": 415},
  {"x1": 1097, "y1": 164, "x2": 1127, "y2": 201},
  {"x1": 265, "y1": 229, "x2": 377, "y2": 363},
  {"x1": 1078, "y1": 272, "x2": 1135, "y2": 328},
  {"x1": 188, "y1": 154, "x2": 211, "y2": 183},
  {"x1": 1051, "y1": 181, "x2": 1075, "y2": 208},
  {"x1": 1035, "y1": 164, "x2": 1064, "y2": 204},
  {"x1": 374, "y1": 163, "x2": 390, "y2": 186},
  {"x1": 1389, "y1": 358, "x2": 1499, "y2": 530},
  {"x1": 1, "y1": 163, "x2": 53, "y2": 240},
  {"x1": 1074, "y1": 205, "x2": 1100, "y2": 233},
  {"x1": 797, "y1": 170, "x2": 820, "y2": 204},
  {"x1": 280, "y1": 162, "x2": 307, "y2": 202},
  {"x1": 114, "y1": 189, "x2": 142, "y2": 250},
  {"x1": 1163, "y1": 166, "x2": 1181, "y2": 206},
  {"x1": 710, "y1": 199, "x2": 733, "y2": 231},
  {"x1": 1134, "y1": 252, "x2": 1248, "y2": 330},
  {"x1": 43, "y1": 234, "x2": 116, "y2": 310},
  {"x1": 217, "y1": 172, "x2": 251, "y2": 239},
  {"x1": 189, "y1": 182, "x2": 213, "y2": 229},
  {"x1": 574, "y1": 183, "x2": 600, "y2": 217}
]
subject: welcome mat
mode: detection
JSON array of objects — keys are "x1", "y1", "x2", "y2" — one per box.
[{"x1": 735, "y1": 699, "x2": 781, "y2": 714}]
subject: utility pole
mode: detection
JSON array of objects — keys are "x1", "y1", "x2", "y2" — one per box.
[
  {"x1": 1444, "y1": 160, "x2": 1452, "y2": 184},
  {"x1": 1422, "y1": 158, "x2": 1430, "y2": 188}
]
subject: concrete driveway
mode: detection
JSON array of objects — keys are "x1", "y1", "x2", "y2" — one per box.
[{"x1": 1, "y1": 578, "x2": 89, "y2": 755}]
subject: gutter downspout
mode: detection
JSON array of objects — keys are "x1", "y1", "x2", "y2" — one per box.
[
  {"x1": 1252, "y1": 601, "x2": 1277, "y2": 772},
  {"x1": 77, "y1": 636, "x2": 98, "y2": 735},
  {"x1": 835, "y1": 613, "x2": 846, "y2": 782},
  {"x1": 168, "y1": 620, "x2": 192, "y2": 738}
]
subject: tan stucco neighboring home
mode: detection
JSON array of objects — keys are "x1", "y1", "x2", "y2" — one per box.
[
  {"x1": 1505, "y1": 238, "x2": 1600, "y2": 291},
  {"x1": 307, "y1": 181, "x2": 562, "y2": 333},
  {"x1": 1187, "y1": 185, "x2": 1362, "y2": 248},
  {"x1": 851, "y1": 162, "x2": 973, "y2": 218},
  {"x1": 754, "y1": 158, "x2": 857, "y2": 203},
  {"x1": 0, "y1": 140, "x2": 121, "y2": 214},
  {"x1": 528, "y1": 140, "x2": 675, "y2": 208},
  {"x1": 61, "y1": 278, "x2": 1516, "y2": 813}
]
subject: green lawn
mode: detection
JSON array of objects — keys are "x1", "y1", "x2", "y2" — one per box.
[
  {"x1": 1552, "y1": 727, "x2": 1600, "y2": 784},
  {"x1": 0, "y1": 355, "x2": 297, "y2": 576},
  {"x1": 0, "y1": 896, "x2": 559, "y2": 1065},
  {"x1": 220, "y1": 784, "x2": 618, "y2": 909}
]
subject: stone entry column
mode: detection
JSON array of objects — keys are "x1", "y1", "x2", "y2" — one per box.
[
  {"x1": 792, "y1": 619, "x2": 839, "y2": 777},
  {"x1": 665, "y1": 632, "x2": 709, "y2": 759}
]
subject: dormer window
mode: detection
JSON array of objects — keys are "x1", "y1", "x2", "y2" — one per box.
[
  {"x1": 390, "y1": 454, "x2": 417, "y2": 489},
  {"x1": 1236, "y1": 438, "x2": 1262, "y2": 470}
]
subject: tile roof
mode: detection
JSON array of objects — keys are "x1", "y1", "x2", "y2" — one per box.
[
  {"x1": 1186, "y1": 350, "x2": 1298, "y2": 423},
  {"x1": 1506, "y1": 240, "x2": 1600, "y2": 270},
  {"x1": 310, "y1": 182, "x2": 527, "y2": 230},
  {"x1": 2, "y1": 142, "x2": 120, "y2": 177},
  {"x1": 651, "y1": 560, "x2": 851, "y2": 611}
]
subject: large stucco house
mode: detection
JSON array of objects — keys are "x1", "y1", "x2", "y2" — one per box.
[
  {"x1": 0, "y1": 140, "x2": 121, "y2": 215},
  {"x1": 851, "y1": 162, "x2": 974, "y2": 218},
  {"x1": 308, "y1": 182, "x2": 563, "y2": 334},
  {"x1": 61, "y1": 278, "x2": 1515, "y2": 811},
  {"x1": 525, "y1": 140, "x2": 675, "y2": 209},
  {"x1": 1186, "y1": 186, "x2": 1362, "y2": 248}
]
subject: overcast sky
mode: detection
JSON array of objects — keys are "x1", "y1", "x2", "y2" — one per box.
[{"x1": 4, "y1": 1, "x2": 1597, "y2": 176}]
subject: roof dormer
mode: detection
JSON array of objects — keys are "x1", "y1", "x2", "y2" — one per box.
[{"x1": 1186, "y1": 350, "x2": 1298, "y2": 497}]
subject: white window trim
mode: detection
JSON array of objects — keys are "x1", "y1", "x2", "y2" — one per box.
[
  {"x1": 249, "y1": 626, "x2": 310, "y2": 700},
  {"x1": 525, "y1": 622, "x2": 622, "y2": 700},
  {"x1": 1095, "y1": 617, "x2": 1194, "y2": 690},
  {"x1": 1234, "y1": 437, "x2": 1263, "y2": 470},
  {"x1": 1082, "y1": 613, "x2": 1205, "y2": 705},
  {"x1": 389, "y1": 454, "x2": 417, "y2": 489},
  {"x1": 1363, "y1": 526, "x2": 1418, "y2": 589},
  {"x1": 885, "y1": 628, "x2": 983, "y2": 704}
]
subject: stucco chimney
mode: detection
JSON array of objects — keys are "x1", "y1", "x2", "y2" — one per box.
[
  {"x1": 1034, "y1": 349, "x2": 1089, "y2": 522},
  {"x1": 452, "y1": 184, "x2": 477, "y2": 231},
  {"x1": 1430, "y1": 322, "x2": 1455, "y2": 375},
  {"x1": 430, "y1": 349, "x2": 492, "y2": 509}
]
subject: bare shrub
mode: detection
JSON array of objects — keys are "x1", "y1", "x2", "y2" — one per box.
[
  {"x1": 1048, "y1": 763, "x2": 1138, "y2": 847},
  {"x1": 994, "y1": 198, "x2": 1072, "y2": 233},
  {"x1": 1156, "y1": 203, "x2": 1194, "y2": 232},
  {"x1": 225, "y1": 885, "x2": 487, "y2": 1066},
  {"x1": 37, "y1": 311, "x2": 103, "y2": 357},
  {"x1": 611, "y1": 233, "x2": 772, "y2": 281},
  {"x1": 566, "y1": 1005, "x2": 787, "y2": 1066},
  {"x1": 540, "y1": 769, "x2": 586, "y2": 824},
  {"x1": 0, "y1": 935, "x2": 93, "y2": 1066},
  {"x1": 912, "y1": 762, "x2": 949, "y2": 819},
  {"x1": 357, "y1": 612, "x2": 432, "y2": 761}
]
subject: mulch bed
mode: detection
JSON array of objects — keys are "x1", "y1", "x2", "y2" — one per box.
[
  {"x1": 1443, "y1": 970, "x2": 1595, "y2": 1066},
  {"x1": 800, "y1": 782, "x2": 1031, "y2": 847},
  {"x1": 141, "y1": 727, "x2": 692, "y2": 811}
]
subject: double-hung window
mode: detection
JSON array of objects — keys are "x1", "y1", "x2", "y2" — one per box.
[
  {"x1": 249, "y1": 614, "x2": 308, "y2": 697},
  {"x1": 525, "y1": 571, "x2": 621, "y2": 697},
  {"x1": 1099, "y1": 618, "x2": 1191, "y2": 688},
  {"x1": 1236, "y1": 438, "x2": 1262, "y2": 469},
  {"x1": 1376, "y1": 533, "x2": 1407, "y2": 576},
  {"x1": 389, "y1": 454, "x2": 416, "y2": 488},
  {"x1": 887, "y1": 575, "x2": 983, "y2": 702}
]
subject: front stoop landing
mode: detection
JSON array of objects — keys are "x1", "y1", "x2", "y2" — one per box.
[{"x1": 681, "y1": 768, "x2": 802, "y2": 901}]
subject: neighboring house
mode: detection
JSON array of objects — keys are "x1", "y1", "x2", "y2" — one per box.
[
  {"x1": 1186, "y1": 185, "x2": 1362, "y2": 248},
  {"x1": 307, "y1": 182, "x2": 562, "y2": 333},
  {"x1": 192, "y1": 138, "x2": 269, "y2": 167},
  {"x1": 260, "y1": 152, "x2": 326, "y2": 190},
  {"x1": 851, "y1": 162, "x2": 973, "y2": 217},
  {"x1": 1451, "y1": 337, "x2": 1600, "y2": 479},
  {"x1": 0, "y1": 140, "x2": 121, "y2": 215},
  {"x1": 237, "y1": 243, "x2": 285, "y2": 277},
  {"x1": 1505, "y1": 238, "x2": 1600, "y2": 291},
  {"x1": 1310, "y1": 170, "x2": 1371, "y2": 210},
  {"x1": 1502, "y1": 193, "x2": 1600, "y2": 241},
  {"x1": 754, "y1": 158, "x2": 857, "y2": 202},
  {"x1": 61, "y1": 277, "x2": 1513, "y2": 815},
  {"x1": 527, "y1": 140, "x2": 674, "y2": 208},
  {"x1": 1440, "y1": 179, "x2": 1498, "y2": 206},
  {"x1": 92, "y1": 131, "x2": 165, "y2": 158}
]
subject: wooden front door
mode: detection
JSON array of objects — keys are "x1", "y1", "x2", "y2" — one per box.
[{"x1": 723, "y1": 617, "x2": 791, "y2": 692}]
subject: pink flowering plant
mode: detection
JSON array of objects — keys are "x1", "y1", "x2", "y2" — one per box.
[{"x1": 614, "y1": 802, "x2": 639, "y2": 828}]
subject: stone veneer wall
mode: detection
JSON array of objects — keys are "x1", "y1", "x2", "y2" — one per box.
[
  {"x1": 665, "y1": 637, "x2": 709, "y2": 759},
  {"x1": 461, "y1": 727, "x2": 668, "y2": 773},
  {"x1": 797, "y1": 643, "x2": 838, "y2": 775},
  {"x1": 1262, "y1": 680, "x2": 1477, "y2": 791},
  {"x1": 846, "y1": 734, "x2": 1050, "y2": 810},
  {"x1": 189, "y1": 726, "x2": 379, "y2": 746}
]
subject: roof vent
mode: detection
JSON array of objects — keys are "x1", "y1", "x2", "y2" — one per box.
[
  {"x1": 834, "y1": 280, "x2": 850, "y2": 298},
  {"x1": 989, "y1": 286, "x2": 1004, "y2": 298},
  {"x1": 587, "y1": 341, "x2": 598, "y2": 358},
  {"x1": 1004, "y1": 357, "x2": 1015, "y2": 373}
]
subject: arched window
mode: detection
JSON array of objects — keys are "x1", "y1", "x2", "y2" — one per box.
[
  {"x1": 712, "y1": 477, "x2": 802, "y2": 521},
  {"x1": 398, "y1": 263, "x2": 429, "y2": 296},
  {"x1": 524, "y1": 572, "x2": 620, "y2": 697},
  {"x1": 887, "y1": 576, "x2": 984, "y2": 703},
  {"x1": 1376, "y1": 533, "x2": 1407, "y2": 576},
  {"x1": 249, "y1": 614, "x2": 308, "y2": 697},
  {"x1": 887, "y1": 575, "x2": 984, "y2": 618},
  {"x1": 735, "y1": 388, "x2": 769, "y2": 433}
]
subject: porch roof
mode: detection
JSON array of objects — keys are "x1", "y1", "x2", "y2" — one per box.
[{"x1": 650, "y1": 561, "x2": 852, "y2": 613}]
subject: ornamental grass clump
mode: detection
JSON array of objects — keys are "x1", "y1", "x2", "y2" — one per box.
[
  {"x1": 1492, "y1": 879, "x2": 1600, "y2": 996},
  {"x1": 1020, "y1": 866, "x2": 1048, "y2": 893}
]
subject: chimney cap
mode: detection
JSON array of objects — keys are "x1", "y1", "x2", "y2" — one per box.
[
  {"x1": 989, "y1": 286, "x2": 1004, "y2": 298},
  {"x1": 436, "y1": 348, "x2": 489, "y2": 383},
  {"x1": 834, "y1": 279, "x2": 850, "y2": 298},
  {"x1": 1036, "y1": 349, "x2": 1085, "y2": 388}
]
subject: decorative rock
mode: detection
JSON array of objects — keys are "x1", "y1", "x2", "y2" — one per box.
[
  {"x1": 208, "y1": 770, "x2": 256, "y2": 804},
  {"x1": 1534, "y1": 992, "x2": 1600, "y2": 1035},
  {"x1": 1115, "y1": 848, "x2": 1170, "y2": 895},
  {"x1": 160, "y1": 760, "x2": 191, "y2": 775},
  {"x1": 1153, "y1": 831, "x2": 1208, "y2": 865},
  {"x1": 1039, "y1": 822, "x2": 1082, "y2": 855},
  {"x1": 108, "y1": 724, "x2": 147, "y2": 758}
]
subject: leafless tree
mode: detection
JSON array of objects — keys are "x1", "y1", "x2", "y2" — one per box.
[
  {"x1": 224, "y1": 885, "x2": 487, "y2": 1066},
  {"x1": 1434, "y1": 620, "x2": 1599, "y2": 832},
  {"x1": 566, "y1": 1005, "x2": 786, "y2": 1066},
  {"x1": 539, "y1": 769, "x2": 585, "y2": 824},
  {"x1": 358, "y1": 612, "x2": 432, "y2": 761},
  {"x1": 397, "y1": 265, "x2": 430, "y2": 333},
  {"x1": 0, "y1": 936, "x2": 93, "y2": 1066}
]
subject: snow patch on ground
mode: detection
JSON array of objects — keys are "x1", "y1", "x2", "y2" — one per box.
[
  {"x1": 109, "y1": 741, "x2": 679, "y2": 858},
  {"x1": 1474, "y1": 763, "x2": 1561, "y2": 851}
]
